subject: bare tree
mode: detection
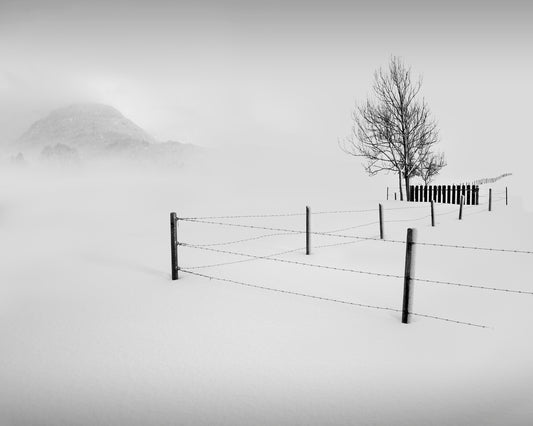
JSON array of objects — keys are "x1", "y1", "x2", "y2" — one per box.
[
  {"x1": 340, "y1": 56, "x2": 441, "y2": 200},
  {"x1": 418, "y1": 152, "x2": 446, "y2": 185},
  {"x1": 340, "y1": 100, "x2": 406, "y2": 200}
]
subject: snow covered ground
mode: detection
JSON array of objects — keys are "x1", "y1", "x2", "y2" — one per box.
[{"x1": 1, "y1": 158, "x2": 531, "y2": 425}]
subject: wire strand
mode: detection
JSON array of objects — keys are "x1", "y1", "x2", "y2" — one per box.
[
  {"x1": 412, "y1": 277, "x2": 533, "y2": 296},
  {"x1": 180, "y1": 270, "x2": 488, "y2": 329},
  {"x1": 409, "y1": 312, "x2": 489, "y2": 329},
  {"x1": 186, "y1": 231, "x2": 296, "y2": 247},
  {"x1": 180, "y1": 269, "x2": 402, "y2": 312},
  {"x1": 179, "y1": 243, "x2": 405, "y2": 280}
]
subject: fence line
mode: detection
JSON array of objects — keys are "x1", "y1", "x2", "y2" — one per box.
[
  {"x1": 180, "y1": 241, "x2": 533, "y2": 296},
  {"x1": 412, "y1": 277, "x2": 533, "y2": 296},
  {"x1": 180, "y1": 205, "x2": 431, "y2": 221},
  {"x1": 319, "y1": 220, "x2": 379, "y2": 234},
  {"x1": 182, "y1": 238, "x2": 370, "y2": 271},
  {"x1": 181, "y1": 246, "x2": 305, "y2": 270},
  {"x1": 471, "y1": 173, "x2": 512, "y2": 185},
  {"x1": 181, "y1": 216, "x2": 533, "y2": 255},
  {"x1": 180, "y1": 269, "x2": 402, "y2": 312},
  {"x1": 179, "y1": 243, "x2": 405, "y2": 280},
  {"x1": 412, "y1": 240, "x2": 533, "y2": 255},
  {"x1": 409, "y1": 312, "x2": 488, "y2": 329},
  {"x1": 179, "y1": 269, "x2": 488, "y2": 329},
  {"x1": 187, "y1": 231, "x2": 296, "y2": 248},
  {"x1": 171, "y1": 188, "x2": 523, "y2": 329}
]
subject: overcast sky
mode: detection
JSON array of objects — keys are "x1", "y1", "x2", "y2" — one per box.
[{"x1": 1, "y1": 0, "x2": 532, "y2": 177}]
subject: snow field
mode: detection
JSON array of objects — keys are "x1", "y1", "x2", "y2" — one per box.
[{"x1": 1, "y1": 167, "x2": 531, "y2": 425}]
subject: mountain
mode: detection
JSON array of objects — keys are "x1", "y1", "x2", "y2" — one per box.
[
  {"x1": 17, "y1": 103, "x2": 155, "y2": 153},
  {"x1": 13, "y1": 103, "x2": 198, "y2": 166}
]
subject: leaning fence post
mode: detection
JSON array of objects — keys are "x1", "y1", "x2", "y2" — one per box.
[
  {"x1": 306, "y1": 206, "x2": 311, "y2": 255},
  {"x1": 379, "y1": 203, "x2": 384, "y2": 239},
  {"x1": 459, "y1": 195, "x2": 464, "y2": 220},
  {"x1": 431, "y1": 200, "x2": 435, "y2": 227},
  {"x1": 489, "y1": 188, "x2": 492, "y2": 212},
  {"x1": 402, "y1": 228, "x2": 415, "y2": 324},
  {"x1": 506, "y1": 187, "x2": 508, "y2": 206},
  {"x1": 170, "y1": 212, "x2": 178, "y2": 280}
]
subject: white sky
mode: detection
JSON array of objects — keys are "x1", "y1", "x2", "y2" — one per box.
[{"x1": 1, "y1": 0, "x2": 532, "y2": 178}]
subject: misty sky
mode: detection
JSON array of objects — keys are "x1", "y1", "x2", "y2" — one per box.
[{"x1": 1, "y1": 0, "x2": 532, "y2": 176}]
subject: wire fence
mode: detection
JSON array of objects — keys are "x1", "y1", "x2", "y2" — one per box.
[
  {"x1": 179, "y1": 242, "x2": 406, "y2": 280},
  {"x1": 180, "y1": 205, "x2": 430, "y2": 221},
  {"x1": 179, "y1": 269, "x2": 489, "y2": 329},
  {"x1": 173, "y1": 193, "x2": 528, "y2": 330}
]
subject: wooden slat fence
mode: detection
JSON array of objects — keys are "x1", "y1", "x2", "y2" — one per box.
[{"x1": 409, "y1": 184, "x2": 479, "y2": 205}]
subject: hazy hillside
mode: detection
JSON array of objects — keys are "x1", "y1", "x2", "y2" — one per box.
[
  {"x1": 18, "y1": 103, "x2": 154, "y2": 151},
  {"x1": 13, "y1": 103, "x2": 197, "y2": 166}
]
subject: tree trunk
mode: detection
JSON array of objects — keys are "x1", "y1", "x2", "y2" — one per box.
[
  {"x1": 404, "y1": 175, "x2": 411, "y2": 201},
  {"x1": 398, "y1": 172, "x2": 404, "y2": 201}
]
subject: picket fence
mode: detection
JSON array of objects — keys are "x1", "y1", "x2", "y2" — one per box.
[{"x1": 409, "y1": 184, "x2": 479, "y2": 205}]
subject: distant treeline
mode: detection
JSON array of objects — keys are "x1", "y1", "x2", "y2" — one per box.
[{"x1": 471, "y1": 173, "x2": 512, "y2": 186}]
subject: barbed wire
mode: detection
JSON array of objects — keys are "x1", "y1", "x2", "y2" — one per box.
[
  {"x1": 180, "y1": 218, "x2": 303, "y2": 234},
  {"x1": 183, "y1": 220, "x2": 382, "y2": 249},
  {"x1": 182, "y1": 242, "x2": 533, "y2": 294},
  {"x1": 182, "y1": 238, "x2": 369, "y2": 270},
  {"x1": 311, "y1": 208, "x2": 376, "y2": 215},
  {"x1": 180, "y1": 270, "x2": 489, "y2": 329},
  {"x1": 179, "y1": 205, "x2": 432, "y2": 221},
  {"x1": 409, "y1": 312, "x2": 489, "y2": 329},
  {"x1": 384, "y1": 205, "x2": 431, "y2": 210},
  {"x1": 385, "y1": 214, "x2": 431, "y2": 223},
  {"x1": 181, "y1": 205, "x2": 464, "y2": 249},
  {"x1": 180, "y1": 217, "x2": 533, "y2": 254},
  {"x1": 181, "y1": 246, "x2": 304, "y2": 270},
  {"x1": 180, "y1": 212, "x2": 304, "y2": 220},
  {"x1": 179, "y1": 218, "x2": 405, "y2": 244},
  {"x1": 412, "y1": 276, "x2": 533, "y2": 295},
  {"x1": 180, "y1": 204, "x2": 531, "y2": 255},
  {"x1": 179, "y1": 243, "x2": 405, "y2": 280},
  {"x1": 412, "y1": 240, "x2": 533, "y2": 255},
  {"x1": 185, "y1": 231, "x2": 296, "y2": 248},
  {"x1": 320, "y1": 220, "x2": 380, "y2": 234},
  {"x1": 313, "y1": 239, "x2": 367, "y2": 249},
  {"x1": 179, "y1": 269, "x2": 402, "y2": 312}
]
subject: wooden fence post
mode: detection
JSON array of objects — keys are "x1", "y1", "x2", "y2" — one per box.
[
  {"x1": 402, "y1": 228, "x2": 415, "y2": 324},
  {"x1": 170, "y1": 212, "x2": 178, "y2": 280},
  {"x1": 379, "y1": 203, "x2": 384, "y2": 239},
  {"x1": 424, "y1": 185, "x2": 428, "y2": 202},
  {"x1": 447, "y1": 185, "x2": 451, "y2": 204},
  {"x1": 431, "y1": 200, "x2": 435, "y2": 227},
  {"x1": 489, "y1": 189, "x2": 492, "y2": 212},
  {"x1": 451, "y1": 185, "x2": 454, "y2": 204},
  {"x1": 395, "y1": 193, "x2": 397, "y2": 201},
  {"x1": 387, "y1": 187, "x2": 389, "y2": 200},
  {"x1": 506, "y1": 187, "x2": 508, "y2": 206},
  {"x1": 306, "y1": 206, "x2": 311, "y2": 255},
  {"x1": 466, "y1": 184, "x2": 471, "y2": 205},
  {"x1": 459, "y1": 195, "x2": 464, "y2": 220}
]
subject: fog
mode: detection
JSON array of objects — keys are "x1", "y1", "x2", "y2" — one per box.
[
  {"x1": 2, "y1": 1, "x2": 533, "y2": 424},
  {"x1": 1, "y1": 0, "x2": 532, "y2": 180}
]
